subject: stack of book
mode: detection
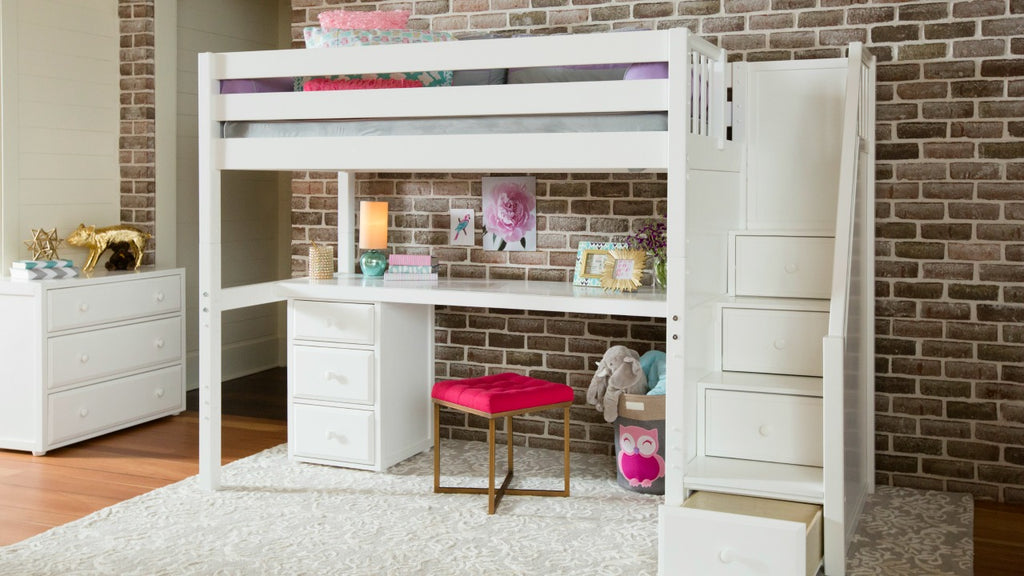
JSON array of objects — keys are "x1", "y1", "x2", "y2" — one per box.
[
  {"x1": 10, "y1": 259, "x2": 80, "y2": 280},
  {"x1": 383, "y1": 254, "x2": 439, "y2": 281}
]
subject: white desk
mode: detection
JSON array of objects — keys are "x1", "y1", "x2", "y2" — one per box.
[{"x1": 199, "y1": 275, "x2": 667, "y2": 488}]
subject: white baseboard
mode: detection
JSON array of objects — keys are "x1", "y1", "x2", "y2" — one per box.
[{"x1": 185, "y1": 336, "x2": 285, "y2": 391}]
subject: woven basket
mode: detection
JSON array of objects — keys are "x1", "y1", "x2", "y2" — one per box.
[{"x1": 309, "y1": 244, "x2": 334, "y2": 279}]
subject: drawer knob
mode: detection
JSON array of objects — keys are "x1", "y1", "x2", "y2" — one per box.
[
  {"x1": 773, "y1": 338, "x2": 787, "y2": 350},
  {"x1": 718, "y1": 549, "x2": 734, "y2": 564},
  {"x1": 154, "y1": 338, "x2": 165, "y2": 349},
  {"x1": 784, "y1": 263, "x2": 799, "y2": 274},
  {"x1": 80, "y1": 353, "x2": 90, "y2": 364},
  {"x1": 155, "y1": 291, "x2": 165, "y2": 302},
  {"x1": 324, "y1": 371, "x2": 341, "y2": 382},
  {"x1": 154, "y1": 387, "x2": 165, "y2": 398},
  {"x1": 79, "y1": 302, "x2": 89, "y2": 312},
  {"x1": 79, "y1": 408, "x2": 89, "y2": 418},
  {"x1": 326, "y1": 431, "x2": 345, "y2": 443},
  {"x1": 759, "y1": 425, "x2": 773, "y2": 437}
]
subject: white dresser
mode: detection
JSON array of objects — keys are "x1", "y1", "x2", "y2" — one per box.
[
  {"x1": 287, "y1": 298, "x2": 433, "y2": 471},
  {"x1": 0, "y1": 268, "x2": 185, "y2": 455}
]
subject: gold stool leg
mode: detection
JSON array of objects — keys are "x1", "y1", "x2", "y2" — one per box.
[
  {"x1": 433, "y1": 402, "x2": 441, "y2": 493},
  {"x1": 563, "y1": 406, "x2": 571, "y2": 495},
  {"x1": 506, "y1": 414, "x2": 514, "y2": 477},
  {"x1": 488, "y1": 418, "x2": 497, "y2": 514}
]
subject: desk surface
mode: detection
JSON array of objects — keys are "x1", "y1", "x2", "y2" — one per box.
[{"x1": 274, "y1": 274, "x2": 667, "y2": 318}]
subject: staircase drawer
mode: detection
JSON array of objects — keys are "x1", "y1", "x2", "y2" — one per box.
[
  {"x1": 291, "y1": 403, "x2": 375, "y2": 466},
  {"x1": 721, "y1": 308, "x2": 827, "y2": 377},
  {"x1": 661, "y1": 492, "x2": 822, "y2": 576},
  {"x1": 734, "y1": 235, "x2": 834, "y2": 299},
  {"x1": 292, "y1": 300, "x2": 375, "y2": 344},
  {"x1": 705, "y1": 389, "x2": 823, "y2": 467}
]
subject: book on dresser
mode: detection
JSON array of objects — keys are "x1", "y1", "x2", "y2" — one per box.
[
  {"x1": 382, "y1": 271, "x2": 438, "y2": 282},
  {"x1": 12, "y1": 259, "x2": 74, "y2": 269},
  {"x1": 10, "y1": 264, "x2": 80, "y2": 280}
]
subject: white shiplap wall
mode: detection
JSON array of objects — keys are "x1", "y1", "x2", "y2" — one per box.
[
  {"x1": 175, "y1": 0, "x2": 291, "y2": 388},
  {"x1": 1, "y1": 0, "x2": 120, "y2": 269}
]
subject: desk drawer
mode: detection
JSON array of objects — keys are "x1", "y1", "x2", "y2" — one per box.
[
  {"x1": 291, "y1": 403, "x2": 375, "y2": 466},
  {"x1": 292, "y1": 300, "x2": 374, "y2": 345},
  {"x1": 48, "y1": 275, "x2": 181, "y2": 332},
  {"x1": 721, "y1": 308, "x2": 827, "y2": 377},
  {"x1": 48, "y1": 365, "x2": 183, "y2": 444},
  {"x1": 734, "y1": 235, "x2": 833, "y2": 299},
  {"x1": 48, "y1": 316, "x2": 182, "y2": 389},
  {"x1": 705, "y1": 389, "x2": 823, "y2": 467},
  {"x1": 661, "y1": 492, "x2": 822, "y2": 576},
  {"x1": 292, "y1": 345, "x2": 374, "y2": 404}
]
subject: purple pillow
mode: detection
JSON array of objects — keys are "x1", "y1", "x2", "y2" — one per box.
[
  {"x1": 220, "y1": 77, "x2": 296, "y2": 94},
  {"x1": 624, "y1": 62, "x2": 668, "y2": 80}
]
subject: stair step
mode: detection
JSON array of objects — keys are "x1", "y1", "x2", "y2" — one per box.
[{"x1": 698, "y1": 371, "x2": 823, "y2": 397}]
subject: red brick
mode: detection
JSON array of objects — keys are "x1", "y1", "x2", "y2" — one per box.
[
  {"x1": 923, "y1": 142, "x2": 974, "y2": 159},
  {"x1": 948, "y1": 242, "x2": 1001, "y2": 260},
  {"x1": 750, "y1": 13, "x2": 794, "y2": 29},
  {"x1": 873, "y1": 25, "x2": 921, "y2": 44},
  {"x1": 981, "y1": 17, "x2": 1024, "y2": 37},
  {"x1": 922, "y1": 101, "x2": 974, "y2": 119},
  {"x1": 848, "y1": 6, "x2": 895, "y2": 25},
  {"x1": 954, "y1": 0, "x2": 1009, "y2": 18}
]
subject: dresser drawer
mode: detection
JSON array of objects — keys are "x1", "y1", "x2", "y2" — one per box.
[
  {"x1": 48, "y1": 365, "x2": 183, "y2": 444},
  {"x1": 291, "y1": 403, "x2": 375, "y2": 466},
  {"x1": 721, "y1": 308, "x2": 827, "y2": 377},
  {"x1": 661, "y1": 492, "x2": 822, "y2": 576},
  {"x1": 705, "y1": 389, "x2": 823, "y2": 467},
  {"x1": 47, "y1": 275, "x2": 181, "y2": 332},
  {"x1": 292, "y1": 300, "x2": 374, "y2": 345},
  {"x1": 734, "y1": 235, "x2": 834, "y2": 299},
  {"x1": 48, "y1": 316, "x2": 182, "y2": 389},
  {"x1": 292, "y1": 345, "x2": 374, "y2": 404}
]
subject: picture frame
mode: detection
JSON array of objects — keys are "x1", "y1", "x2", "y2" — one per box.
[
  {"x1": 573, "y1": 241, "x2": 627, "y2": 287},
  {"x1": 600, "y1": 249, "x2": 647, "y2": 292}
]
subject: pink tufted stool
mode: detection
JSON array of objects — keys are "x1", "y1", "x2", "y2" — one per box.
[{"x1": 432, "y1": 373, "x2": 573, "y2": 514}]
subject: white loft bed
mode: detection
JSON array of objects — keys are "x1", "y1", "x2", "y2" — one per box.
[{"x1": 198, "y1": 29, "x2": 875, "y2": 575}]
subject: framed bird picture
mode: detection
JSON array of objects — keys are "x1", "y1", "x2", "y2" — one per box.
[{"x1": 449, "y1": 209, "x2": 475, "y2": 246}]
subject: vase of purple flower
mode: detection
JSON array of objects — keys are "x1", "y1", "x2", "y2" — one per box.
[{"x1": 625, "y1": 220, "x2": 667, "y2": 289}]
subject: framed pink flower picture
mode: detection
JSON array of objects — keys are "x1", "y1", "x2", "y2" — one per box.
[{"x1": 482, "y1": 177, "x2": 536, "y2": 251}]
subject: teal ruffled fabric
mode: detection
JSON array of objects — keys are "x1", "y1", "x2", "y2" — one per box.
[{"x1": 640, "y1": 350, "x2": 667, "y2": 395}]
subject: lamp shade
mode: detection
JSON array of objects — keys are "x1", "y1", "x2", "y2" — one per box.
[{"x1": 358, "y1": 201, "x2": 388, "y2": 250}]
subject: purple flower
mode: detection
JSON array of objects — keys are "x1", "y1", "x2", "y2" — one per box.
[
  {"x1": 626, "y1": 220, "x2": 667, "y2": 260},
  {"x1": 484, "y1": 181, "x2": 535, "y2": 244}
]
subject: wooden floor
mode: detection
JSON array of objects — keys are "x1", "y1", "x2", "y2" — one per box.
[{"x1": 0, "y1": 367, "x2": 1021, "y2": 574}]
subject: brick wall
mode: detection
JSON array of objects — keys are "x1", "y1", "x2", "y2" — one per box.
[
  {"x1": 289, "y1": 0, "x2": 1024, "y2": 501},
  {"x1": 118, "y1": 0, "x2": 156, "y2": 265}
]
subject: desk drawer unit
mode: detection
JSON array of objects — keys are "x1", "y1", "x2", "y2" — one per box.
[
  {"x1": 705, "y1": 389, "x2": 823, "y2": 467},
  {"x1": 291, "y1": 403, "x2": 375, "y2": 466},
  {"x1": 292, "y1": 345, "x2": 374, "y2": 404},
  {"x1": 661, "y1": 492, "x2": 823, "y2": 576},
  {"x1": 733, "y1": 235, "x2": 834, "y2": 299},
  {"x1": 292, "y1": 300, "x2": 374, "y2": 344},
  {"x1": 721, "y1": 307, "x2": 828, "y2": 377}
]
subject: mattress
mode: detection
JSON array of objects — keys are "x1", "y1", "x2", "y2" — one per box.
[{"x1": 222, "y1": 113, "x2": 667, "y2": 139}]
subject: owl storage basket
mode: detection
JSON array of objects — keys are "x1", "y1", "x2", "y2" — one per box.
[{"x1": 613, "y1": 394, "x2": 666, "y2": 495}]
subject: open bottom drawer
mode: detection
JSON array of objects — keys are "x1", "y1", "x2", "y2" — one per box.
[{"x1": 660, "y1": 491, "x2": 822, "y2": 576}]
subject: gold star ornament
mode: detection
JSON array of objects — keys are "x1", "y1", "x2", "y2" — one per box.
[{"x1": 24, "y1": 228, "x2": 63, "y2": 260}]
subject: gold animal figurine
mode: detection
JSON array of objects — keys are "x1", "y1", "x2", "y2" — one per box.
[{"x1": 66, "y1": 224, "x2": 152, "y2": 273}]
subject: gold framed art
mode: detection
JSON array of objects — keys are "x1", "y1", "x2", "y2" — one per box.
[
  {"x1": 573, "y1": 241, "x2": 627, "y2": 287},
  {"x1": 600, "y1": 249, "x2": 647, "y2": 292}
]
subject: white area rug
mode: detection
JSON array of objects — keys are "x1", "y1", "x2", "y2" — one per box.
[{"x1": 0, "y1": 442, "x2": 973, "y2": 575}]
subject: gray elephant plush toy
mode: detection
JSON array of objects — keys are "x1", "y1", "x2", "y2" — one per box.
[{"x1": 586, "y1": 345, "x2": 648, "y2": 422}]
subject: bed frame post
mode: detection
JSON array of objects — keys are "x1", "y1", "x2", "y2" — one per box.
[
  {"x1": 337, "y1": 171, "x2": 356, "y2": 273},
  {"x1": 662, "y1": 27, "x2": 690, "y2": 510},
  {"x1": 198, "y1": 52, "x2": 223, "y2": 491}
]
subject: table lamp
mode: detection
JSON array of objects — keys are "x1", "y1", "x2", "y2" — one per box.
[{"x1": 359, "y1": 201, "x2": 388, "y2": 276}]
